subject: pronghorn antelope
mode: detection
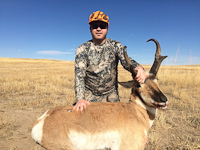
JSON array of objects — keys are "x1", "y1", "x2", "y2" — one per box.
[{"x1": 32, "y1": 39, "x2": 168, "y2": 150}]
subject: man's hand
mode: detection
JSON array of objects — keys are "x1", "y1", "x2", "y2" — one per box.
[
  {"x1": 73, "y1": 99, "x2": 90, "y2": 112},
  {"x1": 135, "y1": 66, "x2": 146, "y2": 83}
]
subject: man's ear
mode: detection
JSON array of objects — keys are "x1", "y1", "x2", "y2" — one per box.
[{"x1": 89, "y1": 25, "x2": 91, "y2": 31}]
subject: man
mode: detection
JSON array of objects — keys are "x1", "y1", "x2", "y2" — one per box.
[{"x1": 73, "y1": 11, "x2": 146, "y2": 112}]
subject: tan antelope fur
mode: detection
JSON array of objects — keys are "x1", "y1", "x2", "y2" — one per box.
[{"x1": 32, "y1": 39, "x2": 168, "y2": 150}]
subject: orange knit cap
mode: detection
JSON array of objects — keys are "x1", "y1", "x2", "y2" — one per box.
[{"x1": 89, "y1": 11, "x2": 109, "y2": 25}]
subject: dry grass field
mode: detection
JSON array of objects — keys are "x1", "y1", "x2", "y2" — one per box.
[{"x1": 0, "y1": 57, "x2": 199, "y2": 150}]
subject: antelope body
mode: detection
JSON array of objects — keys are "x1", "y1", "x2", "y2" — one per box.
[{"x1": 32, "y1": 39, "x2": 168, "y2": 150}]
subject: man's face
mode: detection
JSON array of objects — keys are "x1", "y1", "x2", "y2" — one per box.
[{"x1": 90, "y1": 21, "x2": 108, "y2": 44}]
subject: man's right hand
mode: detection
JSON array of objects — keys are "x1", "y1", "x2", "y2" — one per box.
[{"x1": 73, "y1": 99, "x2": 90, "y2": 112}]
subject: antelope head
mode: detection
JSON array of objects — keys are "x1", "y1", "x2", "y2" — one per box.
[{"x1": 119, "y1": 39, "x2": 168, "y2": 110}]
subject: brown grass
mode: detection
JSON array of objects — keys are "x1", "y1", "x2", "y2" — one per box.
[{"x1": 0, "y1": 57, "x2": 199, "y2": 150}]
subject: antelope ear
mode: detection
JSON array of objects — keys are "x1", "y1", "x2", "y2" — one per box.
[{"x1": 118, "y1": 80, "x2": 134, "y2": 88}]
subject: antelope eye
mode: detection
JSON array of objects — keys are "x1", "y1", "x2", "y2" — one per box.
[{"x1": 137, "y1": 83, "x2": 141, "y2": 88}]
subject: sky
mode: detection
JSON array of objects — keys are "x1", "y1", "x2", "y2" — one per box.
[{"x1": 0, "y1": 0, "x2": 200, "y2": 65}]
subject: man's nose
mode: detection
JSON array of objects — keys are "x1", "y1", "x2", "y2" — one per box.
[{"x1": 96, "y1": 26, "x2": 101, "y2": 30}]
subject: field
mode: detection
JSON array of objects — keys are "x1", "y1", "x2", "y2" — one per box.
[{"x1": 0, "y1": 57, "x2": 199, "y2": 150}]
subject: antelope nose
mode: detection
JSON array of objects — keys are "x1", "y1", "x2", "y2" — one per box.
[{"x1": 161, "y1": 96, "x2": 167, "y2": 102}]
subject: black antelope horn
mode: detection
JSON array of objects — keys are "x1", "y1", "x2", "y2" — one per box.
[
  {"x1": 123, "y1": 46, "x2": 137, "y2": 77},
  {"x1": 147, "y1": 39, "x2": 168, "y2": 76}
]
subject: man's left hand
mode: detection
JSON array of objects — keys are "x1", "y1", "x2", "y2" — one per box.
[{"x1": 135, "y1": 66, "x2": 146, "y2": 83}]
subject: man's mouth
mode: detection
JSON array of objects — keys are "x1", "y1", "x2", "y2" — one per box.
[{"x1": 96, "y1": 33, "x2": 102, "y2": 36}]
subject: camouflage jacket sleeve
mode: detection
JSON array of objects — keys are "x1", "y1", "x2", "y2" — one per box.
[
  {"x1": 114, "y1": 41, "x2": 141, "y2": 71},
  {"x1": 74, "y1": 44, "x2": 88, "y2": 101}
]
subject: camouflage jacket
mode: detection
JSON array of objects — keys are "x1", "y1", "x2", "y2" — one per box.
[{"x1": 75, "y1": 38, "x2": 140, "y2": 102}]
